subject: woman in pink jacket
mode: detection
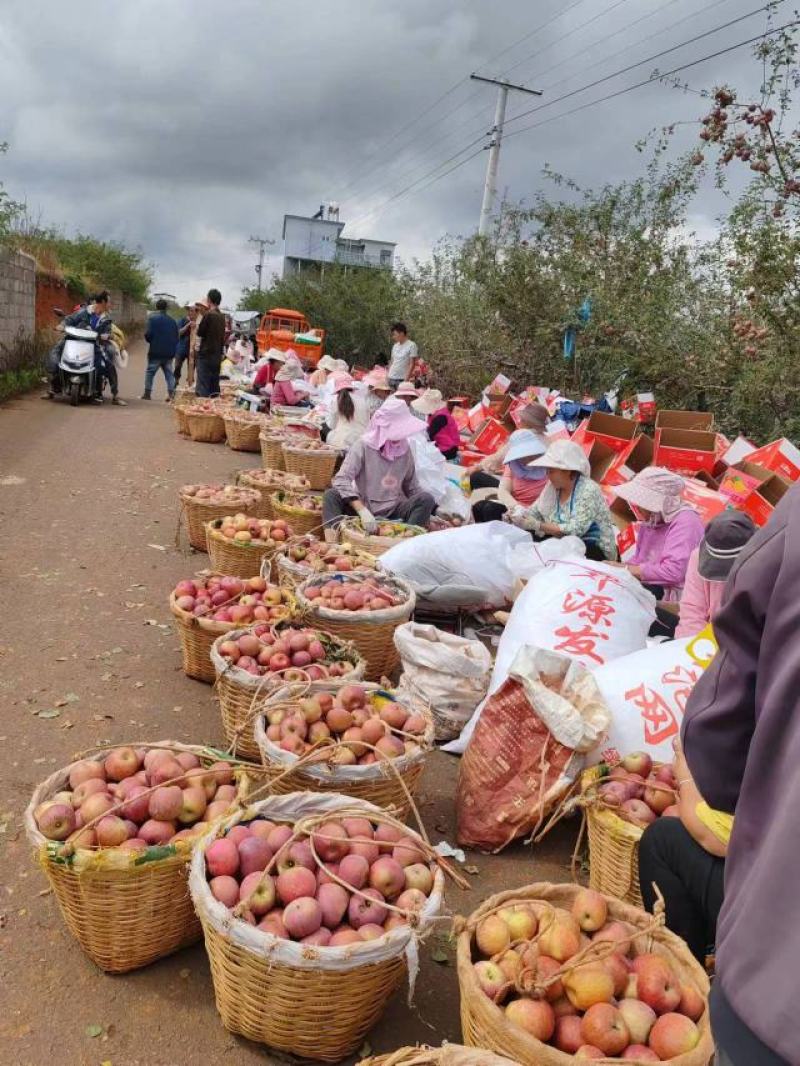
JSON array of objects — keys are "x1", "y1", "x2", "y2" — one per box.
[{"x1": 676, "y1": 511, "x2": 756, "y2": 637}]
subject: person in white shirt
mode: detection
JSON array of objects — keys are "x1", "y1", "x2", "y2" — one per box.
[
  {"x1": 387, "y1": 322, "x2": 418, "y2": 388},
  {"x1": 324, "y1": 372, "x2": 371, "y2": 449}
]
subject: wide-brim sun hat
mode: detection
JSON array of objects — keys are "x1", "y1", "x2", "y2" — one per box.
[
  {"x1": 332, "y1": 371, "x2": 355, "y2": 394},
  {"x1": 394, "y1": 381, "x2": 419, "y2": 399},
  {"x1": 265, "y1": 347, "x2": 287, "y2": 363},
  {"x1": 614, "y1": 467, "x2": 685, "y2": 519},
  {"x1": 528, "y1": 439, "x2": 591, "y2": 477},
  {"x1": 505, "y1": 429, "x2": 547, "y2": 464},
  {"x1": 317, "y1": 354, "x2": 337, "y2": 372},
  {"x1": 698, "y1": 511, "x2": 757, "y2": 581},
  {"x1": 412, "y1": 388, "x2": 445, "y2": 416}
]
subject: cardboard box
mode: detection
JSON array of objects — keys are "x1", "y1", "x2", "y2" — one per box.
[
  {"x1": 485, "y1": 373, "x2": 512, "y2": 395},
  {"x1": 718, "y1": 464, "x2": 766, "y2": 507},
  {"x1": 471, "y1": 417, "x2": 510, "y2": 455},
  {"x1": 681, "y1": 478, "x2": 730, "y2": 524},
  {"x1": 655, "y1": 409, "x2": 714, "y2": 432},
  {"x1": 742, "y1": 472, "x2": 791, "y2": 527},
  {"x1": 581, "y1": 439, "x2": 617, "y2": 483},
  {"x1": 621, "y1": 392, "x2": 657, "y2": 423},
  {"x1": 451, "y1": 406, "x2": 471, "y2": 433},
  {"x1": 602, "y1": 434, "x2": 654, "y2": 488},
  {"x1": 655, "y1": 428, "x2": 717, "y2": 475},
  {"x1": 459, "y1": 448, "x2": 485, "y2": 468},
  {"x1": 746, "y1": 438, "x2": 800, "y2": 483},
  {"x1": 579, "y1": 411, "x2": 639, "y2": 454},
  {"x1": 720, "y1": 435, "x2": 756, "y2": 468},
  {"x1": 483, "y1": 392, "x2": 514, "y2": 420},
  {"x1": 546, "y1": 419, "x2": 570, "y2": 442},
  {"x1": 467, "y1": 402, "x2": 486, "y2": 433}
]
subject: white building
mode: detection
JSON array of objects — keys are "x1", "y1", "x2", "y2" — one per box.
[{"x1": 282, "y1": 206, "x2": 395, "y2": 277}]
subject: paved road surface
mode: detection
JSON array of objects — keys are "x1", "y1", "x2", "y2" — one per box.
[{"x1": 0, "y1": 342, "x2": 575, "y2": 1066}]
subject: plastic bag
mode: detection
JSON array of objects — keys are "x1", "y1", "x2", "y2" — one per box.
[
  {"x1": 381, "y1": 521, "x2": 530, "y2": 609},
  {"x1": 409, "y1": 434, "x2": 449, "y2": 502},
  {"x1": 588, "y1": 637, "x2": 700, "y2": 766},
  {"x1": 444, "y1": 557, "x2": 655, "y2": 754},
  {"x1": 455, "y1": 646, "x2": 611, "y2": 851},
  {"x1": 505, "y1": 535, "x2": 586, "y2": 582},
  {"x1": 437, "y1": 481, "x2": 471, "y2": 522},
  {"x1": 394, "y1": 622, "x2": 493, "y2": 741}
]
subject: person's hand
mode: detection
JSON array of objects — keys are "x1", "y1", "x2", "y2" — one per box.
[{"x1": 357, "y1": 508, "x2": 378, "y2": 534}]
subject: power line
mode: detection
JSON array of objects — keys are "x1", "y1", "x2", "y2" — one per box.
[
  {"x1": 503, "y1": 0, "x2": 638, "y2": 76},
  {"x1": 504, "y1": 15, "x2": 799, "y2": 141}
]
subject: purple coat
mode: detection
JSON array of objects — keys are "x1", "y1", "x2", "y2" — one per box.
[
  {"x1": 629, "y1": 507, "x2": 704, "y2": 596},
  {"x1": 682, "y1": 483, "x2": 800, "y2": 1062}
]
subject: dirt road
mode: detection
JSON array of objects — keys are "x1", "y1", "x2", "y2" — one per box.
[{"x1": 0, "y1": 342, "x2": 575, "y2": 1066}]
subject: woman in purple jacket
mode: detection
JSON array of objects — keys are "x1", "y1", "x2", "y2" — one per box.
[{"x1": 615, "y1": 467, "x2": 704, "y2": 602}]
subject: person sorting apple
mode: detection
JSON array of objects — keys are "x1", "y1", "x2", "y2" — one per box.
[{"x1": 322, "y1": 395, "x2": 435, "y2": 539}]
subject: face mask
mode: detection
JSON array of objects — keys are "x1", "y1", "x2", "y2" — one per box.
[{"x1": 631, "y1": 505, "x2": 660, "y2": 527}]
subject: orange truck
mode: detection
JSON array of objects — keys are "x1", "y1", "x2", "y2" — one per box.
[{"x1": 256, "y1": 308, "x2": 326, "y2": 367}]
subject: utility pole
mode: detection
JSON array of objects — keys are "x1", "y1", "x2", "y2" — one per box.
[
  {"x1": 249, "y1": 235, "x2": 275, "y2": 292},
  {"x1": 470, "y1": 74, "x2": 542, "y2": 237}
]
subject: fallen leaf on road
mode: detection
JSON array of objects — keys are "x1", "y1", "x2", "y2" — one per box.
[
  {"x1": 430, "y1": 947, "x2": 449, "y2": 964},
  {"x1": 0, "y1": 475, "x2": 25, "y2": 485},
  {"x1": 465, "y1": 865, "x2": 480, "y2": 875},
  {"x1": 147, "y1": 543, "x2": 168, "y2": 551},
  {"x1": 179, "y1": 968, "x2": 190, "y2": 979},
  {"x1": 85, "y1": 1024, "x2": 104, "y2": 1039},
  {"x1": 37, "y1": 709, "x2": 61, "y2": 719},
  {"x1": 144, "y1": 620, "x2": 159, "y2": 626},
  {"x1": 134, "y1": 681, "x2": 145, "y2": 689}
]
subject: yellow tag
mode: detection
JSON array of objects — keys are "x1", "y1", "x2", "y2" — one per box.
[{"x1": 686, "y1": 624, "x2": 718, "y2": 669}]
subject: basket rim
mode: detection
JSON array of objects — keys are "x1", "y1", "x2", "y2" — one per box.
[
  {"x1": 210, "y1": 623, "x2": 366, "y2": 689},
  {"x1": 179, "y1": 486, "x2": 262, "y2": 507},
  {"x1": 281, "y1": 441, "x2": 338, "y2": 457},
  {"x1": 205, "y1": 518, "x2": 291, "y2": 551},
  {"x1": 296, "y1": 571, "x2": 416, "y2": 624},
  {"x1": 170, "y1": 587, "x2": 246, "y2": 633}
]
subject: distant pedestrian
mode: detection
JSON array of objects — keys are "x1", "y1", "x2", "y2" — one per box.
[
  {"x1": 142, "y1": 299, "x2": 178, "y2": 400},
  {"x1": 387, "y1": 322, "x2": 417, "y2": 389},
  {"x1": 195, "y1": 288, "x2": 226, "y2": 397},
  {"x1": 173, "y1": 303, "x2": 196, "y2": 388}
]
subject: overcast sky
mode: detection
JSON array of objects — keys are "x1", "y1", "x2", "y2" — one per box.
[{"x1": 0, "y1": 0, "x2": 782, "y2": 304}]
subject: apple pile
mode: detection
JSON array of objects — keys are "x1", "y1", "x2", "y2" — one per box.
[
  {"x1": 273, "y1": 491, "x2": 323, "y2": 514},
  {"x1": 186, "y1": 401, "x2": 224, "y2": 416},
  {"x1": 217, "y1": 624, "x2": 358, "y2": 682},
  {"x1": 180, "y1": 483, "x2": 260, "y2": 508},
  {"x1": 172, "y1": 574, "x2": 293, "y2": 625},
  {"x1": 203, "y1": 815, "x2": 438, "y2": 945},
  {"x1": 596, "y1": 753, "x2": 678, "y2": 829},
  {"x1": 262, "y1": 684, "x2": 429, "y2": 765},
  {"x1": 210, "y1": 514, "x2": 291, "y2": 546},
  {"x1": 239, "y1": 468, "x2": 310, "y2": 491},
  {"x1": 352, "y1": 519, "x2": 423, "y2": 539},
  {"x1": 281, "y1": 537, "x2": 379, "y2": 575},
  {"x1": 302, "y1": 576, "x2": 405, "y2": 613},
  {"x1": 282, "y1": 437, "x2": 335, "y2": 453},
  {"x1": 472, "y1": 888, "x2": 704, "y2": 1061},
  {"x1": 34, "y1": 748, "x2": 239, "y2": 850}
]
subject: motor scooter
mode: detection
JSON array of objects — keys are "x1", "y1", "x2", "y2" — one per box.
[{"x1": 57, "y1": 325, "x2": 99, "y2": 405}]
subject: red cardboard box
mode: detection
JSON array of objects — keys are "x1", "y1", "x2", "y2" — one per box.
[
  {"x1": 621, "y1": 392, "x2": 657, "y2": 423},
  {"x1": 742, "y1": 472, "x2": 790, "y2": 527},
  {"x1": 720, "y1": 435, "x2": 756, "y2": 468},
  {"x1": 655, "y1": 428, "x2": 717, "y2": 475},
  {"x1": 718, "y1": 465, "x2": 766, "y2": 507},
  {"x1": 655, "y1": 409, "x2": 714, "y2": 432},
  {"x1": 451, "y1": 406, "x2": 471, "y2": 432},
  {"x1": 471, "y1": 417, "x2": 510, "y2": 455},
  {"x1": 459, "y1": 448, "x2": 485, "y2": 468},
  {"x1": 580, "y1": 411, "x2": 639, "y2": 455},
  {"x1": 579, "y1": 439, "x2": 617, "y2": 484},
  {"x1": 483, "y1": 392, "x2": 514, "y2": 420},
  {"x1": 602, "y1": 434, "x2": 655, "y2": 488},
  {"x1": 681, "y1": 478, "x2": 729, "y2": 525},
  {"x1": 485, "y1": 373, "x2": 512, "y2": 395},
  {"x1": 467, "y1": 402, "x2": 486, "y2": 433},
  {"x1": 746, "y1": 438, "x2": 800, "y2": 483}
]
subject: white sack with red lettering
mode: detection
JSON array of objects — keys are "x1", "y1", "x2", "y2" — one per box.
[
  {"x1": 587, "y1": 638, "x2": 698, "y2": 766},
  {"x1": 443, "y1": 557, "x2": 655, "y2": 754}
]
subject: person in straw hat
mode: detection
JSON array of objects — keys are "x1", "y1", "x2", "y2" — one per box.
[
  {"x1": 363, "y1": 368, "x2": 392, "y2": 417},
  {"x1": 505, "y1": 438, "x2": 617, "y2": 560},
  {"x1": 393, "y1": 380, "x2": 420, "y2": 408},
  {"x1": 252, "y1": 347, "x2": 286, "y2": 394},
  {"x1": 412, "y1": 388, "x2": 461, "y2": 460},
  {"x1": 323, "y1": 395, "x2": 434, "y2": 537},
  {"x1": 308, "y1": 353, "x2": 338, "y2": 388},
  {"x1": 614, "y1": 466, "x2": 704, "y2": 601},
  {"x1": 270, "y1": 349, "x2": 309, "y2": 407},
  {"x1": 323, "y1": 371, "x2": 370, "y2": 450}
]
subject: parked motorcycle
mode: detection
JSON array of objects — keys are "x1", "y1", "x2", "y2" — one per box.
[{"x1": 54, "y1": 325, "x2": 100, "y2": 405}]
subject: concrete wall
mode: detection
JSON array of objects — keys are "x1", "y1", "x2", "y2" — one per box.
[{"x1": 0, "y1": 248, "x2": 36, "y2": 356}]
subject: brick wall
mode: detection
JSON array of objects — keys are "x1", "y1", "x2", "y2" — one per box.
[
  {"x1": 35, "y1": 275, "x2": 82, "y2": 332},
  {"x1": 0, "y1": 248, "x2": 36, "y2": 355}
]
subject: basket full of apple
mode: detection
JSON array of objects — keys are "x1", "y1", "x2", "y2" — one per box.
[
  {"x1": 184, "y1": 401, "x2": 228, "y2": 443},
  {"x1": 295, "y1": 572, "x2": 415, "y2": 682},
  {"x1": 223, "y1": 409, "x2": 270, "y2": 452},
  {"x1": 188, "y1": 792, "x2": 448, "y2": 1061},
  {"x1": 254, "y1": 682, "x2": 434, "y2": 815},
  {"x1": 274, "y1": 534, "x2": 380, "y2": 590},
  {"x1": 24, "y1": 743, "x2": 251, "y2": 973},
  {"x1": 178, "y1": 483, "x2": 263, "y2": 551},
  {"x1": 170, "y1": 574, "x2": 295, "y2": 683},
  {"x1": 270, "y1": 489, "x2": 324, "y2": 537},
  {"x1": 457, "y1": 882, "x2": 713, "y2": 1065},
  {"x1": 205, "y1": 514, "x2": 292, "y2": 579},
  {"x1": 236, "y1": 467, "x2": 310, "y2": 519},
  {"x1": 281, "y1": 437, "x2": 339, "y2": 490},
  {"x1": 211, "y1": 622, "x2": 366, "y2": 760},
  {"x1": 339, "y1": 516, "x2": 427, "y2": 556},
  {"x1": 581, "y1": 753, "x2": 678, "y2": 909}
]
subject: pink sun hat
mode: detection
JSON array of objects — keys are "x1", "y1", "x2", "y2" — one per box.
[{"x1": 331, "y1": 371, "x2": 355, "y2": 393}]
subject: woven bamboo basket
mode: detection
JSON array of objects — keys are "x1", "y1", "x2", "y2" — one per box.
[
  {"x1": 235, "y1": 468, "x2": 310, "y2": 519},
  {"x1": 282, "y1": 441, "x2": 338, "y2": 490},
  {"x1": 205, "y1": 519, "x2": 294, "y2": 580},
  {"x1": 223, "y1": 413, "x2": 266, "y2": 452},
  {"x1": 211, "y1": 624, "x2": 366, "y2": 760},
  {"x1": 185, "y1": 407, "x2": 226, "y2": 443},
  {"x1": 295, "y1": 573, "x2": 415, "y2": 682},
  {"x1": 174, "y1": 403, "x2": 190, "y2": 435},
  {"x1": 173, "y1": 386, "x2": 195, "y2": 409},
  {"x1": 580, "y1": 764, "x2": 676, "y2": 908},
  {"x1": 254, "y1": 683, "x2": 434, "y2": 816},
  {"x1": 274, "y1": 536, "x2": 380, "y2": 591},
  {"x1": 189, "y1": 792, "x2": 447, "y2": 1061},
  {"x1": 259, "y1": 432, "x2": 287, "y2": 470},
  {"x1": 24, "y1": 743, "x2": 253, "y2": 974},
  {"x1": 271, "y1": 402, "x2": 311, "y2": 419},
  {"x1": 361, "y1": 1047, "x2": 520, "y2": 1066},
  {"x1": 270, "y1": 490, "x2": 324, "y2": 537},
  {"x1": 179, "y1": 486, "x2": 262, "y2": 551},
  {"x1": 170, "y1": 585, "x2": 243, "y2": 683},
  {"x1": 339, "y1": 517, "x2": 428, "y2": 557},
  {"x1": 457, "y1": 882, "x2": 714, "y2": 1066}
]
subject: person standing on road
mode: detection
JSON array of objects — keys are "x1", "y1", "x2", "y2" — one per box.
[
  {"x1": 173, "y1": 304, "x2": 196, "y2": 388},
  {"x1": 387, "y1": 322, "x2": 417, "y2": 390},
  {"x1": 194, "y1": 288, "x2": 225, "y2": 397},
  {"x1": 142, "y1": 299, "x2": 178, "y2": 400}
]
